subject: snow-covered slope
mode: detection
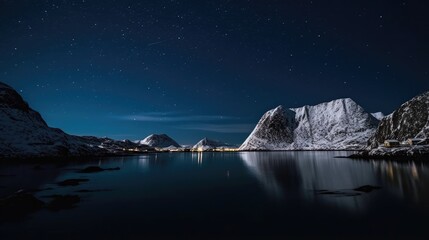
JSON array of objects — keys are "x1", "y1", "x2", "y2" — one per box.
[
  {"x1": 138, "y1": 134, "x2": 180, "y2": 148},
  {"x1": 371, "y1": 112, "x2": 385, "y2": 121},
  {"x1": 239, "y1": 106, "x2": 296, "y2": 150},
  {"x1": 368, "y1": 91, "x2": 429, "y2": 148},
  {"x1": 0, "y1": 82, "x2": 102, "y2": 158},
  {"x1": 0, "y1": 82, "x2": 152, "y2": 158},
  {"x1": 192, "y1": 138, "x2": 233, "y2": 151},
  {"x1": 291, "y1": 98, "x2": 379, "y2": 150},
  {"x1": 240, "y1": 98, "x2": 379, "y2": 150},
  {"x1": 80, "y1": 136, "x2": 154, "y2": 153}
]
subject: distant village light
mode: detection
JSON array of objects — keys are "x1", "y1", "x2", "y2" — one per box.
[{"x1": 384, "y1": 140, "x2": 400, "y2": 148}]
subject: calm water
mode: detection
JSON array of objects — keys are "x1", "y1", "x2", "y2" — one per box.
[{"x1": 1, "y1": 151, "x2": 429, "y2": 239}]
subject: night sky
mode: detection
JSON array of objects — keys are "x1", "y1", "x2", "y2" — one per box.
[{"x1": 1, "y1": 0, "x2": 428, "y2": 145}]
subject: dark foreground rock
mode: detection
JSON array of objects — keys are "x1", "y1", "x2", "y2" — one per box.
[
  {"x1": 75, "y1": 189, "x2": 112, "y2": 193},
  {"x1": 0, "y1": 191, "x2": 45, "y2": 220},
  {"x1": 353, "y1": 185, "x2": 382, "y2": 193},
  {"x1": 57, "y1": 178, "x2": 89, "y2": 187},
  {"x1": 44, "y1": 194, "x2": 80, "y2": 211},
  {"x1": 77, "y1": 166, "x2": 120, "y2": 173},
  {"x1": 315, "y1": 190, "x2": 362, "y2": 197},
  {"x1": 349, "y1": 146, "x2": 429, "y2": 160},
  {"x1": 315, "y1": 185, "x2": 382, "y2": 197}
]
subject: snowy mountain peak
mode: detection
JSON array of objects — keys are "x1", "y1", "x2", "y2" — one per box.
[
  {"x1": 371, "y1": 112, "x2": 385, "y2": 121},
  {"x1": 0, "y1": 82, "x2": 32, "y2": 112},
  {"x1": 290, "y1": 98, "x2": 378, "y2": 150},
  {"x1": 139, "y1": 134, "x2": 180, "y2": 148},
  {"x1": 240, "y1": 98, "x2": 378, "y2": 150},
  {"x1": 272, "y1": 105, "x2": 284, "y2": 112},
  {"x1": 239, "y1": 106, "x2": 296, "y2": 150},
  {"x1": 0, "y1": 82, "x2": 13, "y2": 90},
  {"x1": 192, "y1": 138, "x2": 232, "y2": 151}
]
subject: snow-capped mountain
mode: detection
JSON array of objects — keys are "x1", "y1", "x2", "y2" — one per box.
[
  {"x1": 192, "y1": 138, "x2": 233, "y2": 151},
  {"x1": 371, "y1": 112, "x2": 385, "y2": 121},
  {"x1": 81, "y1": 136, "x2": 154, "y2": 152},
  {"x1": 138, "y1": 134, "x2": 180, "y2": 148},
  {"x1": 0, "y1": 82, "x2": 99, "y2": 158},
  {"x1": 240, "y1": 106, "x2": 296, "y2": 150},
  {"x1": 240, "y1": 98, "x2": 379, "y2": 150},
  {"x1": 368, "y1": 91, "x2": 429, "y2": 148},
  {"x1": 0, "y1": 82, "x2": 152, "y2": 158}
]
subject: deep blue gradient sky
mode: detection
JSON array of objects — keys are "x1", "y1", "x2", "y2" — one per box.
[{"x1": 1, "y1": 0, "x2": 428, "y2": 145}]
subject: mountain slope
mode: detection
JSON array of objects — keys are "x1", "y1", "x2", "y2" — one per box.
[
  {"x1": 291, "y1": 98, "x2": 378, "y2": 150},
  {"x1": 239, "y1": 106, "x2": 296, "y2": 150},
  {"x1": 369, "y1": 91, "x2": 429, "y2": 148},
  {"x1": 138, "y1": 134, "x2": 180, "y2": 148},
  {"x1": 240, "y1": 98, "x2": 378, "y2": 150},
  {"x1": 0, "y1": 82, "x2": 152, "y2": 158},
  {"x1": 192, "y1": 138, "x2": 233, "y2": 151},
  {"x1": 0, "y1": 82, "x2": 102, "y2": 158}
]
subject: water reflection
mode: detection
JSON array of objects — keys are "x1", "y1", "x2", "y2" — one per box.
[
  {"x1": 191, "y1": 152, "x2": 204, "y2": 165},
  {"x1": 240, "y1": 151, "x2": 429, "y2": 212},
  {"x1": 136, "y1": 154, "x2": 170, "y2": 169},
  {"x1": 240, "y1": 151, "x2": 379, "y2": 211},
  {"x1": 369, "y1": 160, "x2": 429, "y2": 203},
  {"x1": 0, "y1": 163, "x2": 62, "y2": 198},
  {"x1": 240, "y1": 152, "x2": 301, "y2": 198}
]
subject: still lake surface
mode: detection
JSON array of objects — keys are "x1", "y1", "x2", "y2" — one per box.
[{"x1": 1, "y1": 151, "x2": 429, "y2": 239}]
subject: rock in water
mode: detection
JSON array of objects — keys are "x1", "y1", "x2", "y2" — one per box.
[
  {"x1": 45, "y1": 195, "x2": 80, "y2": 211},
  {"x1": 57, "y1": 179, "x2": 89, "y2": 187},
  {"x1": 353, "y1": 185, "x2": 382, "y2": 193},
  {"x1": 0, "y1": 191, "x2": 45, "y2": 219},
  {"x1": 77, "y1": 166, "x2": 120, "y2": 173}
]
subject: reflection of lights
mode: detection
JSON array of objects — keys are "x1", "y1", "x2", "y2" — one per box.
[
  {"x1": 411, "y1": 162, "x2": 419, "y2": 180},
  {"x1": 197, "y1": 152, "x2": 203, "y2": 165},
  {"x1": 138, "y1": 155, "x2": 150, "y2": 168},
  {"x1": 387, "y1": 163, "x2": 394, "y2": 180}
]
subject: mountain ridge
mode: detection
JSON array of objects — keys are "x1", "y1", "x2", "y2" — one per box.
[
  {"x1": 138, "y1": 134, "x2": 181, "y2": 148},
  {"x1": 240, "y1": 98, "x2": 379, "y2": 150},
  {"x1": 0, "y1": 82, "x2": 152, "y2": 158},
  {"x1": 192, "y1": 137, "x2": 233, "y2": 151}
]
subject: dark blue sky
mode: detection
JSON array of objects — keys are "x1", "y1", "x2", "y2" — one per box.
[{"x1": 1, "y1": 0, "x2": 428, "y2": 145}]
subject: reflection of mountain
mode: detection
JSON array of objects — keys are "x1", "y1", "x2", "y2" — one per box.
[
  {"x1": 240, "y1": 152, "x2": 378, "y2": 211},
  {"x1": 240, "y1": 152, "x2": 301, "y2": 198}
]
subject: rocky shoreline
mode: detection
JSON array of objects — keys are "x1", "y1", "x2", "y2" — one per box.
[{"x1": 348, "y1": 146, "x2": 429, "y2": 160}]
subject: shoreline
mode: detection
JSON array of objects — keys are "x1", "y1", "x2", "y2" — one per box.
[{"x1": 3, "y1": 147, "x2": 428, "y2": 162}]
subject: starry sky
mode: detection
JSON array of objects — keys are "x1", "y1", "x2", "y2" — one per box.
[{"x1": 1, "y1": 0, "x2": 428, "y2": 145}]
